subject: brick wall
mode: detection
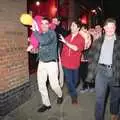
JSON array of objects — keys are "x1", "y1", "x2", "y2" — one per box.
[
  {"x1": 0, "y1": 0, "x2": 29, "y2": 92},
  {"x1": 0, "y1": 0, "x2": 32, "y2": 116}
]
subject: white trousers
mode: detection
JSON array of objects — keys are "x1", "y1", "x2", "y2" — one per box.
[
  {"x1": 37, "y1": 61, "x2": 62, "y2": 106},
  {"x1": 58, "y1": 55, "x2": 64, "y2": 88}
]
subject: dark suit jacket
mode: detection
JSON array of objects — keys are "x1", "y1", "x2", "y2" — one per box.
[{"x1": 86, "y1": 34, "x2": 120, "y2": 86}]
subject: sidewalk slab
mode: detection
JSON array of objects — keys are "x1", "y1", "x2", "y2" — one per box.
[{"x1": 1, "y1": 74, "x2": 111, "y2": 120}]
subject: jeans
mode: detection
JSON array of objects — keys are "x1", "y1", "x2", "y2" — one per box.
[
  {"x1": 63, "y1": 67, "x2": 79, "y2": 97},
  {"x1": 79, "y1": 62, "x2": 89, "y2": 89},
  {"x1": 110, "y1": 86, "x2": 120, "y2": 115},
  {"x1": 95, "y1": 64, "x2": 113, "y2": 120}
]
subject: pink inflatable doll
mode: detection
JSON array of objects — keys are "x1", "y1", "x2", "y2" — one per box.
[
  {"x1": 27, "y1": 16, "x2": 57, "y2": 53},
  {"x1": 27, "y1": 15, "x2": 43, "y2": 52}
]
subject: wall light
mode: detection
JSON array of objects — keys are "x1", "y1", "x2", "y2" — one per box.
[{"x1": 36, "y1": 1, "x2": 40, "y2": 6}]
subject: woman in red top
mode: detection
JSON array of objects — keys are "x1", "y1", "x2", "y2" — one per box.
[{"x1": 60, "y1": 20, "x2": 85, "y2": 104}]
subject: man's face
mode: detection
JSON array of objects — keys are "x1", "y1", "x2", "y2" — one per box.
[
  {"x1": 95, "y1": 25, "x2": 102, "y2": 32},
  {"x1": 41, "y1": 19, "x2": 49, "y2": 32},
  {"x1": 104, "y1": 22, "x2": 116, "y2": 37},
  {"x1": 52, "y1": 18, "x2": 60, "y2": 25}
]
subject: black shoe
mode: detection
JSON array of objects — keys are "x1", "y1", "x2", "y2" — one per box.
[
  {"x1": 57, "y1": 96, "x2": 63, "y2": 104},
  {"x1": 37, "y1": 105, "x2": 51, "y2": 112}
]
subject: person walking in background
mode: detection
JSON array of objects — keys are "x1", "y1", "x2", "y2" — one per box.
[
  {"x1": 86, "y1": 18, "x2": 120, "y2": 120},
  {"x1": 51, "y1": 17, "x2": 69, "y2": 88},
  {"x1": 94, "y1": 25, "x2": 102, "y2": 39},
  {"x1": 88, "y1": 25, "x2": 103, "y2": 42},
  {"x1": 32, "y1": 17, "x2": 63, "y2": 112},
  {"x1": 60, "y1": 19, "x2": 85, "y2": 104},
  {"x1": 79, "y1": 24, "x2": 94, "y2": 93}
]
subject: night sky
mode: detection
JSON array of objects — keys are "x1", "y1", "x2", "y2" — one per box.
[
  {"x1": 28, "y1": 0, "x2": 120, "y2": 33},
  {"x1": 90, "y1": 0, "x2": 120, "y2": 33},
  {"x1": 29, "y1": 0, "x2": 120, "y2": 19},
  {"x1": 80, "y1": 0, "x2": 119, "y2": 17},
  {"x1": 88, "y1": 0, "x2": 119, "y2": 18},
  {"x1": 79, "y1": 0, "x2": 120, "y2": 33},
  {"x1": 103, "y1": 0, "x2": 119, "y2": 18}
]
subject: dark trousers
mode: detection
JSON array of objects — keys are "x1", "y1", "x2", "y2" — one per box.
[
  {"x1": 95, "y1": 64, "x2": 120, "y2": 120},
  {"x1": 79, "y1": 61, "x2": 95, "y2": 89},
  {"x1": 63, "y1": 67, "x2": 79, "y2": 97}
]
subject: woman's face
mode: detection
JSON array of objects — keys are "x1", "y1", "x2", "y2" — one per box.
[
  {"x1": 81, "y1": 27, "x2": 88, "y2": 33},
  {"x1": 70, "y1": 22, "x2": 79, "y2": 33}
]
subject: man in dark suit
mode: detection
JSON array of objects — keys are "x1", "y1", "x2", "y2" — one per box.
[{"x1": 86, "y1": 18, "x2": 120, "y2": 120}]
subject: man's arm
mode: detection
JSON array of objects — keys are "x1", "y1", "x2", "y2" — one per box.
[{"x1": 34, "y1": 30, "x2": 57, "y2": 46}]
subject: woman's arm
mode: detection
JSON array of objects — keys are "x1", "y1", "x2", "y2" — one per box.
[{"x1": 59, "y1": 34, "x2": 78, "y2": 51}]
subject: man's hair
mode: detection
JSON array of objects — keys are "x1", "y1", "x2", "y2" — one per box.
[
  {"x1": 42, "y1": 16, "x2": 50, "y2": 22},
  {"x1": 56, "y1": 16, "x2": 62, "y2": 21},
  {"x1": 104, "y1": 18, "x2": 116, "y2": 26}
]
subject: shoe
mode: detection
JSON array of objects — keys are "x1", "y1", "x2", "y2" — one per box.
[
  {"x1": 72, "y1": 99, "x2": 78, "y2": 104},
  {"x1": 71, "y1": 96, "x2": 78, "y2": 104},
  {"x1": 57, "y1": 96, "x2": 63, "y2": 104},
  {"x1": 80, "y1": 88, "x2": 89, "y2": 93},
  {"x1": 37, "y1": 105, "x2": 51, "y2": 112},
  {"x1": 89, "y1": 88, "x2": 95, "y2": 92}
]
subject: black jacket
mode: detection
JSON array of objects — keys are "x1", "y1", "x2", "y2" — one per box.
[{"x1": 86, "y1": 34, "x2": 120, "y2": 86}]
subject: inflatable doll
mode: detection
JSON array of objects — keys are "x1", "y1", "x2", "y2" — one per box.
[
  {"x1": 20, "y1": 14, "x2": 57, "y2": 53},
  {"x1": 20, "y1": 14, "x2": 42, "y2": 52}
]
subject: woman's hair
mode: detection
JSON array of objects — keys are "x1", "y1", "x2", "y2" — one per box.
[
  {"x1": 72, "y1": 19, "x2": 81, "y2": 28},
  {"x1": 81, "y1": 24, "x2": 88, "y2": 30}
]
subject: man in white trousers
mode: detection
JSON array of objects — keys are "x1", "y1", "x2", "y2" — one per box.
[{"x1": 32, "y1": 17, "x2": 63, "y2": 112}]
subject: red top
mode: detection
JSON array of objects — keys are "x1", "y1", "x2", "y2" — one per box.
[{"x1": 61, "y1": 33, "x2": 85, "y2": 69}]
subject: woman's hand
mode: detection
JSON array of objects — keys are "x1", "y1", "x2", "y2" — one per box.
[{"x1": 59, "y1": 34, "x2": 66, "y2": 44}]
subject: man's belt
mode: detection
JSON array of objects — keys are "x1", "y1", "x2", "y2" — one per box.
[
  {"x1": 99, "y1": 63, "x2": 112, "y2": 69},
  {"x1": 43, "y1": 59, "x2": 56, "y2": 63}
]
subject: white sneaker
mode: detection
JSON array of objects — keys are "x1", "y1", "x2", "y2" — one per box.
[
  {"x1": 80, "y1": 88, "x2": 89, "y2": 93},
  {"x1": 89, "y1": 88, "x2": 95, "y2": 92}
]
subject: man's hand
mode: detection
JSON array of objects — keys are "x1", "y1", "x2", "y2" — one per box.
[{"x1": 30, "y1": 48, "x2": 39, "y2": 54}]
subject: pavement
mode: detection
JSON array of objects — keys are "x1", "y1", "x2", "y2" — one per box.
[{"x1": 1, "y1": 73, "x2": 111, "y2": 120}]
